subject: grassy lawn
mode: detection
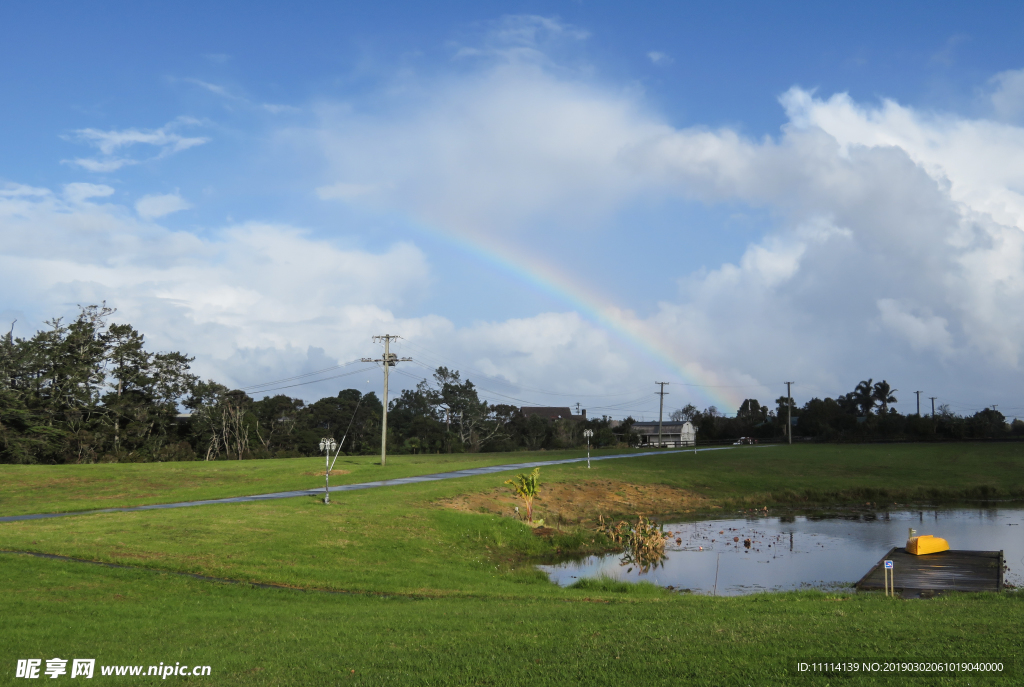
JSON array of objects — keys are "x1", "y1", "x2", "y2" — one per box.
[
  {"x1": 2, "y1": 442, "x2": 1023, "y2": 684},
  {"x1": 3, "y1": 554, "x2": 1019, "y2": 686},
  {"x1": 4, "y1": 442, "x2": 1023, "y2": 518},
  {"x1": 0, "y1": 448, "x2": 640, "y2": 517},
  {"x1": 582, "y1": 442, "x2": 1024, "y2": 507}
]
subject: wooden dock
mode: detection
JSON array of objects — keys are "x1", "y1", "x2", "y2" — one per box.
[{"x1": 857, "y1": 547, "x2": 1003, "y2": 597}]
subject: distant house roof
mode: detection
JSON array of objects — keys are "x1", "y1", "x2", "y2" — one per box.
[{"x1": 521, "y1": 407, "x2": 585, "y2": 421}]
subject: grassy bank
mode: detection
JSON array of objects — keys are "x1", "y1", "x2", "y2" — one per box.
[
  {"x1": 0, "y1": 448, "x2": 635, "y2": 517},
  {"x1": 5, "y1": 442, "x2": 1024, "y2": 519},
  {"x1": 562, "y1": 442, "x2": 1024, "y2": 509}
]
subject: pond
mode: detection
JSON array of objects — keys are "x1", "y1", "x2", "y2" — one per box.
[{"x1": 538, "y1": 507, "x2": 1024, "y2": 595}]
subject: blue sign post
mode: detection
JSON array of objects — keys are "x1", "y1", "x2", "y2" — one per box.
[{"x1": 884, "y1": 560, "x2": 894, "y2": 596}]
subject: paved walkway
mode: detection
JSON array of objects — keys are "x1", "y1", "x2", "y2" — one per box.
[{"x1": 0, "y1": 446, "x2": 736, "y2": 523}]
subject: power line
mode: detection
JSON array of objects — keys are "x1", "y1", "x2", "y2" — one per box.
[
  {"x1": 400, "y1": 341, "x2": 653, "y2": 398},
  {"x1": 242, "y1": 365, "x2": 378, "y2": 395},
  {"x1": 239, "y1": 359, "x2": 364, "y2": 391}
]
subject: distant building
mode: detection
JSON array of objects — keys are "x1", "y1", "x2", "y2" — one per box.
[
  {"x1": 520, "y1": 407, "x2": 586, "y2": 421},
  {"x1": 630, "y1": 420, "x2": 695, "y2": 447}
]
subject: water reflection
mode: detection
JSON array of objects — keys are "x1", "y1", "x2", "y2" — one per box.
[{"x1": 538, "y1": 507, "x2": 1024, "y2": 596}]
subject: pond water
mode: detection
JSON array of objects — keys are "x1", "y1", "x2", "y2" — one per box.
[{"x1": 538, "y1": 507, "x2": 1024, "y2": 595}]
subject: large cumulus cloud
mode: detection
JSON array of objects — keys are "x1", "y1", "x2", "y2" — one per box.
[{"x1": 309, "y1": 37, "x2": 1024, "y2": 412}]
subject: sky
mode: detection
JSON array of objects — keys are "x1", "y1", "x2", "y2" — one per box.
[{"x1": 2, "y1": 1, "x2": 1024, "y2": 420}]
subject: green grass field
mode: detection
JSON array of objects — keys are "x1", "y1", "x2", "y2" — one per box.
[
  {"x1": 0, "y1": 448, "x2": 630, "y2": 516},
  {"x1": 2, "y1": 443, "x2": 1023, "y2": 685},
  {"x1": 3, "y1": 442, "x2": 1023, "y2": 517}
]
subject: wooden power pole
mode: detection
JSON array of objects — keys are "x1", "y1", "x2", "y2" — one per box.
[
  {"x1": 655, "y1": 382, "x2": 669, "y2": 448},
  {"x1": 785, "y1": 381, "x2": 794, "y2": 445},
  {"x1": 362, "y1": 335, "x2": 411, "y2": 466}
]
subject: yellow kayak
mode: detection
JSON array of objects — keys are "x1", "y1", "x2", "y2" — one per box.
[{"x1": 906, "y1": 534, "x2": 950, "y2": 555}]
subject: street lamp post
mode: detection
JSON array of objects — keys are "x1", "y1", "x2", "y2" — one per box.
[
  {"x1": 319, "y1": 437, "x2": 339, "y2": 504},
  {"x1": 583, "y1": 429, "x2": 594, "y2": 468}
]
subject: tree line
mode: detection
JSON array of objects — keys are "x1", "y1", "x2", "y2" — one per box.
[
  {"x1": 3, "y1": 306, "x2": 1018, "y2": 464},
  {"x1": 0, "y1": 306, "x2": 625, "y2": 464},
  {"x1": 669, "y1": 379, "x2": 1022, "y2": 443}
]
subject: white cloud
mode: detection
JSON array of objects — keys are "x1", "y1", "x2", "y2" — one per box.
[
  {"x1": 184, "y1": 78, "x2": 299, "y2": 115},
  {"x1": 312, "y1": 62, "x2": 667, "y2": 236},
  {"x1": 0, "y1": 177, "x2": 705, "y2": 412},
  {"x1": 877, "y1": 299, "x2": 954, "y2": 356},
  {"x1": 63, "y1": 116, "x2": 209, "y2": 172},
  {"x1": 17, "y1": 44, "x2": 1024, "y2": 412},
  {"x1": 315, "y1": 182, "x2": 378, "y2": 201},
  {"x1": 66, "y1": 157, "x2": 138, "y2": 173},
  {"x1": 73, "y1": 122, "x2": 207, "y2": 156},
  {"x1": 632, "y1": 87, "x2": 1024, "y2": 400},
  {"x1": 989, "y1": 68, "x2": 1024, "y2": 122},
  {"x1": 63, "y1": 183, "x2": 115, "y2": 203},
  {"x1": 0, "y1": 186, "x2": 435, "y2": 394},
  {"x1": 0, "y1": 183, "x2": 50, "y2": 198},
  {"x1": 647, "y1": 51, "x2": 672, "y2": 65},
  {"x1": 136, "y1": 193, "x2": 192, "y2": 219},
  {"x1": 302, "y1": 58, "x2": 1024, "y2": 409},
  {"x1": 452, "y1": 15, "x2": 589, "y2": 65}
]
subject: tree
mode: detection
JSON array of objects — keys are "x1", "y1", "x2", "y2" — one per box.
[
  {"x1": 670, "y1": 404, "x2": 698, "y2": 422},
  {"x1": 300, "y1": 389, "x2": 380, "y2": 456},
  {"x1": 104, "y1": 323, "x2": 152, "y2": 453},
  {"x1": 737, "y1": 399, "x2": 766, "y2": 422},
  {"x1": 872, "y1": 380, "x2": 897, "y2": 414},
  {"x1": 429, "y1": 367, "x2": 512, "y2": 452},
  {"x1": 252, "y1": 394, "x2": 305, "y2": 455},
  {"x1": 853, "y1": 379, "x2": 876, "y2": 416},
  {"x1": 101, "y1": 323, "x2": 197, "y2": 459},
  {"x1": 0, "y1": 387, "x2": 63, "y2": 463},
  {"x1": 836, "y1": 392, "x2": 859, "y2": 415},
  {"x1": 388, "y1": 383, "x2": 445, "y2": 453},
  {"x1": 21, "y1": 306, "x2": 113, "y2": 429},
  {"x1": 615, "y1": 416, "x2": 638, "y2": 446},
  {"x1": 968, "y1": 408, "x2": 1007, "y2": 438},
  {"x1": 186, "y1": 380, "x2": 233, "y2": 460}
]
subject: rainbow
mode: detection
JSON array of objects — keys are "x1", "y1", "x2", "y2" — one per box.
[{"x1": 419, "y1": 223, "x2": 747, "y2": 411}]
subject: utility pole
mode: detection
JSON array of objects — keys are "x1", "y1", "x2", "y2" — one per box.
[
  {"x1": 361, "y1": 335, "x2": 412, "y2": 466},
  {"x1": 785, "y1": 382, "x2": 794, "y2": 445},
  {"x1": 929, "y1": 397, "x2": 937, "y2": 418},
  {"x1": 914, "y1": 391, "x2": 922, "y2": 416},
  {"x1": 655, "y1": 382, "x2": 669, "y2": 448}
]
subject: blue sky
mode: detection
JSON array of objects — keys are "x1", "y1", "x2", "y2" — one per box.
[{"x1": 3, "y1": 2, "x2": 1024, "y2": 418}]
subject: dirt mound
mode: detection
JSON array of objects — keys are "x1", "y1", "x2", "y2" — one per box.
[
  {"x1": 303, "y1": 469, "x2": 352, "y2": 477},
  {"x1": 438, "y1": 479, "x2": 708, "y2": 526}
]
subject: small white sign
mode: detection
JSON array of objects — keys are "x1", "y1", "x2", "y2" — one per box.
[{"x1": 884, "y1": 560, "x2": 893, "y2": 569}]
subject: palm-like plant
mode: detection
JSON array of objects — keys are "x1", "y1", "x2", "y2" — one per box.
[
  {"x1": 854, "y1": 379, "x2": 876, "y2": 416},
  {"x1": 505, "y1": 467, "x2": 540, "y2": 523},
  {"x1": 872, "y1": 380, "x2": 897, "y2": 414}
]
